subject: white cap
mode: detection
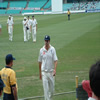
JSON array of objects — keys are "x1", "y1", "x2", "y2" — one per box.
[
  {"x1": 24, "y1": 17, "x2": 27, "y2": 19},
  {"x1": 9, "y1": 16, "x2": 11, "y2": 18}
]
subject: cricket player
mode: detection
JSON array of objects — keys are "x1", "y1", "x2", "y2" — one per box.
[
  {"x1": 7, "y1": 16, "x2": 14, "y2": 41},
  {"x1": 31, "y1": 15, "x2": 37, "y2": 43},
  {"x1": 27, "y1": 16, "x2": 32, "y2": 40},
  {"x1": 38, "y1": 35, "x2": 58, "y2": 100},
  {"x1": 10, "y1": 14, "x2": 14, "y2": 22},
  {"x1": 22, "y1": 17, "x2": 30, "y2": 42}
]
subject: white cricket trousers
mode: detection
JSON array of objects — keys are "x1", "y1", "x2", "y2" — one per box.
[
  {"x1": 8, "y1": 26, "x2": 13, "y2": 41},
  {"x1": 42, "y1": 71, "x2": 55, "y2": 100},
  {"x1": 23, "y1": 28, "x2": 30, "y2": 41},
  {"x1": 32, "y1": 27, "x2": 36, "y2": 42}
]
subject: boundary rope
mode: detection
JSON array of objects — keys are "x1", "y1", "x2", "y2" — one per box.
[{"x1": 19, "y1": 91, "x2": 76, "y2": 100}]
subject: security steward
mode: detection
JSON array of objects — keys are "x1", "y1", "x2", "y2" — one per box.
[
  {"x1": 0, "y1": 54, "x2": 18, "y2": 100},
  {"x1": 67, "y1": 9, "x2": 71, "y2": 20}
]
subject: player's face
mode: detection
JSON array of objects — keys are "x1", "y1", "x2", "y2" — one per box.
[
  {"x1": 45, "y1": 40, "x2": 50, "y2": 46},
  {"x1": 9, "y1": 17, "x2": 11, "y2": 20}
]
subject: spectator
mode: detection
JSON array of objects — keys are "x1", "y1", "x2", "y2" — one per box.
[
  {"x1": 88, "y1": 60, "x2": 100, "y2": 100},
  {"x1": 82, "y1": 80, "x2": 92, "y2": 97}
]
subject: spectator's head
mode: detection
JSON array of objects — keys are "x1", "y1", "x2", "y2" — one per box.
[
  {"x1": 0, "y1": 79, "x2": 5, "y2": 96},
  {"x1": 89, "y1": 60, "x2": 100, "y2": 99},
  {"x1": 5, "y1": 54, "x2": 15, "y2": 67}
]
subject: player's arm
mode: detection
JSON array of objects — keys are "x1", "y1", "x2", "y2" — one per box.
[
  {"x1": 10, "y1": 71, "x2": 18, "y2": 100},
  {"x1": 12, "y1": 85, "x2": 18, "y2": 100},
  {"x1": 53, "y1": 61, "x2": 57, "y2": 76},
  {"x1": 39, "y1": 62, "x2": 42, "y2": 80}
]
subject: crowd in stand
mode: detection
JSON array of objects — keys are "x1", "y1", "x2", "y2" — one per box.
[{"x1": 71, "y1": 1, "x2": 100, "y2": 10}]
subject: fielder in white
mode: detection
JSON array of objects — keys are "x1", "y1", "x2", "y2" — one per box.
[
  {"x1": 38, "y1": 35, "x2": 58, "y2": 100},
  {"x1": 22, "y1": 17, "x2": 30, "y2": 42},
  {"x1": 7, "y1": 16, "x2": 14, "y2": 41},
  {"x1": 31, "y1": 15, "x2": 37, "y2": 43},
  {"x1": 10, "y1": 14, "x2": 14, "y2": 22},
  {"x1": 27, "y1": 16, "x2": 32, "y2": 40}
]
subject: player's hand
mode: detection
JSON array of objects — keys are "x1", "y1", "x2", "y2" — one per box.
[
  {"x1": 39, "y1": 74, "x2": 42, "y2": 80},
  {"x1": 53, "y1": 69, "x2": 56, "y2": 76}
]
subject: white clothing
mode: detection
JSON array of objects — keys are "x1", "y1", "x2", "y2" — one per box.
[
  {"x1": 22, "y1": 20, "x2": 30, "y2": 41},
  {"x1": 11, "y1": 16, "x2": 13, "y2": 22},
  {"x1": 38, "y1": 45, "x2": 58, "y2": 72},
  {"x1": 31, "y1": 19, "x2": 37, "y2": 42},
  {"x1": 32, "y1": 27, "x2": 36, "y2": 42},
  {"x1": 27, "y1": 19, "x2": 32, "y2": 39},
  {"x1": 42, "y1": 71, "x2": 55, "y2": 100},
  {"x1": 88, "y1": 97, "x2": 96, "y2": 100},
  {"x1": 31, "y1": 19, "x2": 37, "y2": 28},
  {"x1": 7, "y1": 19, "x2": 13, "y2": 41},
  {"x1": 7, "y1": 19, "x2": 13, "y2": 26},
  {"x1": 38, "y1": 45, "x2": 58, "y2": 100}
]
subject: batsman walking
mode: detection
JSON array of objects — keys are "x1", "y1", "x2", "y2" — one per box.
[{"x1": 38, "y1": 35, "x2": 58, "y2": 100}]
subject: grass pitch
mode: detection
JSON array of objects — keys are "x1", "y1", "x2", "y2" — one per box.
[{"x1": 0, "y1": 12, "x2": 100, "y2": 100}]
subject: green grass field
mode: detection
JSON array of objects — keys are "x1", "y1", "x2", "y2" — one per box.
[{"x1": 0, "y1": 12, "x2": 100, "y2": 100}]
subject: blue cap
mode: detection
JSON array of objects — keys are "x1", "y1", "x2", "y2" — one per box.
[
  {"x1": 0, "y1": 79, "x2": 5, "y2": 90},
  {"x1": 6, "y1": 54, "x2": 15, "y2": 62},
  {"x1": 44, "y1": 35, "x2": 50, "y2": 41}
]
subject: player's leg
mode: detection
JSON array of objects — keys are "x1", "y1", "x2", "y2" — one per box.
[
  {"x1": 27, "y1": 29, "x2": 30, "y2": 40},
  {"x1": 10, "y1": 26, "x2": 13, "y2": 41},
  {"x1": 24, "y1": 28, "x2": 27, "y2": 42},
  {"x1": 48, "y1": 72, "x2": 55, "y2": 99},
  {"x1": 8, "y1": 26, "x2": 12, "y2": 41},
  {"x1": 42, "y1": 72, "x2": 50, "y2": 100},
  {"x1": 33, "y1": 27, "x2": 36, "y2": 42}
]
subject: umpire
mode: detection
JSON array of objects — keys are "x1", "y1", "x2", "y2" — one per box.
[{"x1": 0, "y1": 54, "x2": 18, "y2": 100}]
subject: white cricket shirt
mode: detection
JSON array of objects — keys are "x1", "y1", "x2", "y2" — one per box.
[
  {"x1": 27, "y1": 19, "x2": 32, "y2": 27},
  {"x1": 7, "y1": 19, "x2": 13, "y2": 26},
  {"x1": 31, "y1": 19, "x2": 37, "y2": 28},
  {"x1": 22, "y1": 20, "x2": 27, "y2": 28},
  {"x1": 38, "y1": 45, "x2": 58, "y2": 72}
]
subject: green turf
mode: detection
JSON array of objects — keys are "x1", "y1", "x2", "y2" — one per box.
[{"x1": 0, "y1": 13, "x2": 100, "y2": 99}]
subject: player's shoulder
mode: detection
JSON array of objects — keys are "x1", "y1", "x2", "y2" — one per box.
[
  {"x1": 40, "y1": 46, "x2": 45, "y2": 52},
  {"x1": 50, "y1": 45, "x2": 55, "y2": 50}
]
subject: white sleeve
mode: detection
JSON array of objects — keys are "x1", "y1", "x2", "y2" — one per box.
[
  {"x1": 38, "y1": 50, "x2": 42, "y2": 62},
  {"x1": 35, "y1": 19, "x2": 37, "y2": 24},
  {"x1": 53, "y1": 48, "x2": 58, "y2": 61}
]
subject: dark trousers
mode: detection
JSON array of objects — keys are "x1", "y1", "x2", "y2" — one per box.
[
  {"x1": 3, "y1": 93, "x2": 14, "y2": 100},
  {"x1": 68, "y1": 15, "x2": 70, "y2": 20}
]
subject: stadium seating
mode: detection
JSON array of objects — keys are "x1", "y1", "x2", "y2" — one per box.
[
  {"x1": 28, "y1": 0, "x2": 46, "y2": 8},
  {"x1": 6, "y1": 10, "x2": 20, "y2": 14},
  {"x1": 63, "y1": 3, "x2": 73, "y2": 11},
  {"x1": 44, "y1": 0, "x2": 51, "y2": 9},
  {"x1": 9, "y1": 1, "x2": 27, "y2": 8},
  {"x1": 22, "y1": 10, "x2": 33, "y2": 13},
  {"x1": 0, "y1": 9, "x2": 6, "y2": 14},
  {"x1": 0, "y1": 1, "x2": 8, "y2": 8}
]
